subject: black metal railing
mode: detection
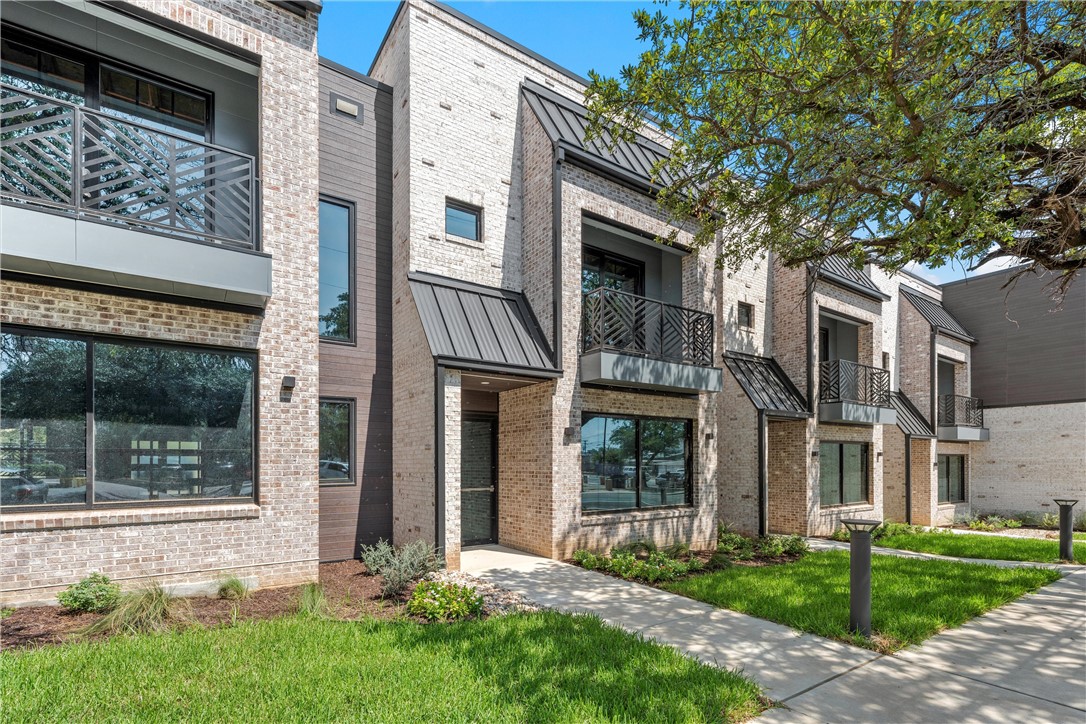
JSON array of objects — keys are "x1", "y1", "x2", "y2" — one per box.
[
  {"x1": 1, "y1": 84, "x2": 256, "y2": 249},
  {"x1": 581, "y1": 287, "x2": 714, "y2": 366},
  {"x1": 819, "y1": 359, "x2": 891, "y2": 406},
  {"x1": 939, "y1": 394, "x2": 984, "y2": 427}
]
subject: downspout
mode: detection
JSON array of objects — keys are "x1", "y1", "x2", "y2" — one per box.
[
  {"x1": 434, "y1": 363, "x2": 445, "y2": 556},
  {"x1": 551, "y1": 146, "x2": 565, "y2": 362},
  {"x1": 904, "y1": 433, "x2": 913, "y2": 525},
  {"x1": 929, "y1": 330, "x2": 938, "y2": 435},
  {"x1": 758, "y1": 410, "x2": 768, "y2": 537},
  {"x1": 805, "y1": 267, "x2": 815, "y2": 414}
]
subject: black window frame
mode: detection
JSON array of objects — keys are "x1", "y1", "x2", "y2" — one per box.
[
  {"x1": 580, "y1": 412, "x2": 693, "y2": 514},
  {"x1": 444, "y1": 199, "x2": 482, "y2": 242},
  {"x1": 737, "y1": 302, "x2": 755, "y2": 330},
  {"x1": 318, "y1": 397, "x2": 355, "y2": 487},
  {"x1": 818, "y1": 441, "x2": 870, "y2": 507},
  {"x1": 318, "y1": 196, "x2": 355, "y2": 344},
  {"x1": 938, "y1": 454, "x2": 966, "y2": 504},
  {"x1": 581, "y1": 245, "x2": 646, "y2": 297},
  {"x1": 1, "y1": 24, "x2": 214, "y2": 141},
  {"x1": 0, "y1": 324, "x2": 258, "y2": 511}
]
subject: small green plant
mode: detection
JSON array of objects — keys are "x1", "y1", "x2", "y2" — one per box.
[
  {"x1": 58, "y1": 573, "x2": 121, "y2": 614},
  {"x1": 1040, "y1": 513, "x2": 1060, "y2": 529},
  {"x1": 756, "y1": 536, "x2": 785, "y2": 557},
  {"x1": 297, "y1": 583, "x2": 329, "y2": 618},
  {"x1": 707, "y1": 552, "x2": 733, "y2": 570},
  {"x1": 0, "y1": 607, "x2": 14, "y2": 620},
  {"x1": 217, "y1": 576, "x2": 249, "y2": 601},
  {"x1": 571, "y1": 549, "x2": 702, "y2": 583},
  {"x1": 1075, "y1": 512, "x2": 1086, "y2": 532},
  {"x1": 661, "y1": 541, "x2": 690, "y2": 559},
  {"x1": 82, "y1": 584, "x2": 189, "y2": 635},
  {"x1": 360, "y1": 539, "x2": 442, "y2": 598},
  {"x1": 407, "y1": 580, "x2": 484, "y2": 621},
  {"x1": 718, "y1": 532, "x2": 754, "y2": 556},
  {"x1": 780, "y1": 535, "x2": 810, "y2": 555},
  {"x1": 611, "y1": 539, "x2": 658, "y2": 559},
  {"x1": 1003, "y1": 518, "x2": 1023, "y2": 529},
  {"x1": 830, "y1": 526, "x2": 851, "y2": 542},
  {"x1": 968, "y1": 519, "x2": 996, "y2": 531}
]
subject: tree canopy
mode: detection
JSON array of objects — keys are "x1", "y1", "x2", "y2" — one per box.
[{"x1": 586, "y1": 1, "x2": 1085, "y2": 292}]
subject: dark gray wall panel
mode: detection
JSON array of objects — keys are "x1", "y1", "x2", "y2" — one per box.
[{"x1": 941, "y1": 270, "x2": 1085, "y2": 407}]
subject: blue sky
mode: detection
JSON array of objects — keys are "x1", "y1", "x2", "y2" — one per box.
[{"x1": 317, "y1": 1, "x2": 1015, "y2": 285}]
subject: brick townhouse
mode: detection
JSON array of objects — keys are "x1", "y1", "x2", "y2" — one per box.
[{"x1": 2, "y1": 0, "x2": 1082, "y2": 604}]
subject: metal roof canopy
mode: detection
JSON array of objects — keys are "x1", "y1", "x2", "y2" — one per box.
[
  {"x1": 900, "y1": 286, "x2": 976, "y2": 343},
  {"x1": 521, "y1": 78, "x2": 673, "y2": 193},
  {"x1": 889, "y1": 391, "x2": 936, "y2": 438},
  {"x1": 723, "y1": 352, "x2": 810, "y2": 418},
  {"x1": 409, "y1": 272, "x2": 561, "y2": 378},
  {"x1": 810, "y1": 256, "x2": 891, "y2": 302}
]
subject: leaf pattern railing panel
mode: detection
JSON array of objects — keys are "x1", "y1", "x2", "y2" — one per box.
[
  {"x1": 819, "y1": 359, "x2": 891, "y2": 407},
  {"x1": 581, "y1": 287, "x2": 714, "y2": 366},
  {"x1": 938, "y1": 394, "x2": 984, "y2": 427}
]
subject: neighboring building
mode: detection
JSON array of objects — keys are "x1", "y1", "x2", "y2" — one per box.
[
  {"x1": 1, "y1": 0, "x2": 324, "y2": 604},
  {"x1": 3, "y1": 0, "x2": 1082, "y2": 605},
  {"x1": 941, "y1": 268, "x2": 1086, "y2": 517}
]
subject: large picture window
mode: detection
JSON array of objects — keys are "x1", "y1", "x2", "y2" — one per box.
[
  {"x1": 319, "y1": 198, "x2": 353, "y2": 341},
  {"x1": 319, "y1": 399, "x2": 353, "y2": 485},
  {"x1": 938, "y1": 455, "x2": 965, "y2": 503},
  {"x1": 0, "y1": 328, "x2": 255, "y2": 508},
  {"x1": 819, "y1": 442, "x2": 869, "y2": 507},
  {"x1": 581, "y1": 414, "x2": 691, "y2": 512}
]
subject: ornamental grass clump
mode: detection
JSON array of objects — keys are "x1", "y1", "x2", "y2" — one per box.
[
  {"x1": 57, "y1": 573, "x2": 121, "y2": 614},
  {"x1": 407, "y1": 580, "x2": 483, "y2": 621},
  {"x1": 82, "y1": 584, "x2": 190, "y2": 635},
  {"x1": 217, "y1": 576, "x2": 249, "y2": 601}
]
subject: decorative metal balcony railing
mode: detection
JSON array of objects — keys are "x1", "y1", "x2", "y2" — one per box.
[
  {"x1": 938, "y1": 394, "x2": 984, "y2": 427},
  {"x1": 0, "y1": 84, "x2": 256, "y2": 249},
  {"x1": 582, "y1": 287, "x2": 714, "y2": 366},
  {"x1": 819, "y1": 359, "x2": 891, "y2": 407}
]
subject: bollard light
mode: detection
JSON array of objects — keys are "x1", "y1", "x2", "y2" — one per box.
[
  {"x1": 842, "y1": 518, "x2": 881, "y2": 638},
  {"x1": 1053, "y1": 499, "x2": 1078, "y2": 562}
]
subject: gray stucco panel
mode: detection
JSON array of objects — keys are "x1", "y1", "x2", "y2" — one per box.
[
  {"x1": 581, "y1": 350, "x2": 723, "y2": 394},
  {"x1": 937, "y1": 426, "x2": 991, "y2": 442},
  {"x1": 819, "y1": 402, "x2": 898, "y2": 426}
]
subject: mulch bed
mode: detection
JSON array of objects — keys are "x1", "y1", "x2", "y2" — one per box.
[{"x1": 0, "y1": 560, "x2": 409, "y2": 653}]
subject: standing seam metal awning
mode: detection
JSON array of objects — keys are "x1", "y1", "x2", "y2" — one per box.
[
  {"x1": 409, "y1": 272, "x2": 560, "y2": 377},
  {"x1": 809, "y1": 256, "x2": 891, "y2": 302},
  {"x1": 889, "y1": 391, "x2": 936, "y2": 438},
  {"x1": 723, "y1": 352, "x2": 810, "y2": 417},
  {"x1": 900, "y1": 286, "x2": 976, "y2": 343}
]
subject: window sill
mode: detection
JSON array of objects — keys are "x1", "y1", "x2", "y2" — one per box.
[
  {"x1": 818, "y1": 502, "x2": 875, "y2": 512},
  {"x1": 445, "y1": 233, "x2": 484, "y2": 250},
  {"x1": 0, "y1": 503, "x2": 260, "y2": 533},
  {"x1": 581, "y1": 506, "x2": 697, "y2": 527}
]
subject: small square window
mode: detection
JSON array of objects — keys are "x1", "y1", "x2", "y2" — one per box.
[
  {"x1": 882, "y1": 352, "x2": 890, "y2": 370},
  {"x1": 737, "y1": 302, "x2": 754, "y2": 329},
  {"x1": 445, "y1": 201, "x2": 481, "y2": 242}
]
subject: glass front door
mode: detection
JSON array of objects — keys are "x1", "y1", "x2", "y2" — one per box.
[{"x1": 461, "y1": 415, "x2": 497, "y2": 545}]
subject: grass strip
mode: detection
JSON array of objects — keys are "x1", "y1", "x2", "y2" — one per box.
[
  {"x1": 878, "y1": 531, "x2": 1086, "y2": 564},
  {"x1": 664, "y1": 551, "x2": 1061, "y2": 653},
  {"x1": 1, "y1": 611, "x2": 765, "y2": 723}
]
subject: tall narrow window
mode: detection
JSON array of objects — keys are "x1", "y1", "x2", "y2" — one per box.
[
  {"x1": 319, "y1": 199, "x2": 352, "y2": 341},
  {"x1": 737, "y1": 302, "x2": 754, "y2": 329},
  {"x1": 445, "y1": 200, "x2": 481, "y2": 241},
  {"x1": 319, "y1": 399, "x2": 353, "y2": 485},
  {"x1": 819, "y1": 442, "x2": 869, "y2": 506},
  {"x1": 938, "y1": 455, "x2": 965, "y2": 503}
]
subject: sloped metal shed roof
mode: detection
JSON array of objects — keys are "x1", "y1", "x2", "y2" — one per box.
[
  {"x1": 409, "y1": 272, "x2": 560, "y2": 377},
  {"x1": 889, "y1": 391, "x2": 935, "y2": 438},
  {"x1": 723, "y1": 352, "x2": 810, "y2": 417},
  {"x1": 900, "y1": 286, "x2": 976, "y2": 343},
  {"x1": 521, "y1": 78, "x2": 675, "y2": 191},
  {"x1": 810, "y1": 256, "x2": 891, "y2": 302}
]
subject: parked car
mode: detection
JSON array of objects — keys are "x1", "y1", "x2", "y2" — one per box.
[
  {"x1": 0, "y1": 473, "x2": 49, "y2": 504},
  {"x1": 319, "y1": 460, "x2": 350, "y2": 481}
]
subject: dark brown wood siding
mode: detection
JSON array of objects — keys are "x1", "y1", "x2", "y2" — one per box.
[
  {"x1": 317, "y1": 62, "x2": 394, "y2": 561},
  {"x1": 941, "y1": 270, "x2": 1085, "y2": 407}
]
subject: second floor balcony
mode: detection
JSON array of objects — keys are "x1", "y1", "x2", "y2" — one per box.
[
  {"x1": 819, "y1": 359, "x2": 896, "y2": 425},
  {"x1": 580, "y1": 287, "x2": 721, "y2": 394},
  {"x1": 937, "y1": 394, "x2": 990, "y2": 441}
]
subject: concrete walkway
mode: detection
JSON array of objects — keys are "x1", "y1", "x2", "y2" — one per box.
[
  {"x1": 461, "y1": 545, "x2": 1086, "y2": 723},
  {"x1": 807, "y1": 536, "x2": 1084, "y2": 574}
]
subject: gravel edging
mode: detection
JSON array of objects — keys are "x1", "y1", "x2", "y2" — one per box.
[{"x1": 426, "y1": 570, "x2": 543, "y2": 616}]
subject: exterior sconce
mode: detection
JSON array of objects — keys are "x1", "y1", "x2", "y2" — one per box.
[{"x1": 282, "y1": 375, "x2": 297, "y2": 391}]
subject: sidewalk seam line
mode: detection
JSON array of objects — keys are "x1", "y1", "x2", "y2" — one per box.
[{"x1": 778, "y1": 653, "x2": 886, "y2": 703}]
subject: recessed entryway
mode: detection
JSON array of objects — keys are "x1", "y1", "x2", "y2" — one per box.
[{"x1": 461, "y1": 414, "x2": 497, "y2": 545}]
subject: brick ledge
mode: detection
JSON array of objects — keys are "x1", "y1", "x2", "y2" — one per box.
[
  {"x1": 1, "y1": 504, "x2": 261, "y2": 533},
  {"x1": 581, "y1": 507, "x2": 697, "y2": 527}
]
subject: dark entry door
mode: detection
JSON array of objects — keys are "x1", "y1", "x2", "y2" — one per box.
[{"x1": 461, "y1": 415, "x2": 497, "y2": 545}]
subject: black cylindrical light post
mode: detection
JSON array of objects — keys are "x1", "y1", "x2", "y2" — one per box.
[
  {"x1": 842, "y1": 519, "x2": 881, "y2": 638},
  {"x1": 1054, "y1": 499, "x2": 1078, "y2": 562}
]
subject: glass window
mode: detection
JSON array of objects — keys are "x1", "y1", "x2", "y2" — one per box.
[
  {"x1": 0, "y1": 329, "x2": 254, "y2": 507},
  {"x1": 938, "y1": 455, "x2": 965, "y2": 503},
  {"x1": 445, "y1": 201, "x2": 480, "y2": 241},
  {"x1": 1, "y1": 39, "x2": 85, "y2": 103},
  {"x1": 819, "y1": 442, "x2": 869, "y2": 506},
  {"x1": 99, "y1": 66, "x2": 206, "y2": 139},
  {"x1": 738, "y1": 302, "x2": 754, "y2": 329},
  {"x1": 319, "y1": 400, "x2": 352, "y2": 485},
  {"x1": 319, "y1": 199, "x2": 352, "y2": 341},
  {"x1": 581, "y1": 414, "x2": 690, "y2": 512},
  {"x1": 581, "y1": 246, "x2": 643, "y2": 295},
  {"x1": 0, "y1": 333, "x2": 87, "y2": 506}
]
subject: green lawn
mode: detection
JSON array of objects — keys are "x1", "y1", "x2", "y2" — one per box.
[
  {"x1": 664, "y1": 551, "x2": 1061, "y2": 653},
  {"x1": 878, "y1": 531, "x2": 1086, "y2": 564},
  {"x1": 1, "y1": 612, "x2": 765, "y2": 723}
]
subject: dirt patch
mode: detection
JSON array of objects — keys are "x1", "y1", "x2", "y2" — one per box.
[{"x1": 0, "y1": 560, "x2": 410, "y2": 653}]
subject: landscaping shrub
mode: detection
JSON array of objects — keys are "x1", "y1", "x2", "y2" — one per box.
[
  {"x1": 1004, "y1": 518, "x2": 1023, "y2": 529},
  {"x1": 571, "y1": 549, "x2": 702, "y2": 583},
  {"x1": 83, "y1": 585, "x2": 190, "y2": 635},
  {"x1": 57, "y1": 573, "x2": 121, "y2": 614},
  {"x1": 662, "y1": 541, "x2": 690, "y2": 559},
  {"x1": 1041, "y1": 513, "x2": 1060, "y2": 529},
  {"x1": 407, "y1": 580, "x2": 483, "y2": 621},
  {"x1": 297, "y1": 583, "x2": 329, "y2": 619},
  {"x1": 780, "y1": 535, "x2": 809, "y2": 555},
  {"x1": 611, "y1": 540, "x2": 657, "y2": 559},
  {"x1": 756, "y1": 536, "x2": 785, "y2": 557},
  {"x1": 717, "y1": 532, "x2": 754, "y2": 556},
  {"x1": 707, "y1": 552, "x2": 733, "y2": 570},
  {"x1": 359, "y1": 539, "x2": 442, "y2": 598},
  {"x1": 217, "y1": 576, "x2": 249, "y2": 601}
]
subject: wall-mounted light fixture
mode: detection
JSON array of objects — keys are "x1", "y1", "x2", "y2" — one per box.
[
  {"x1": 811, "y1": 449, "x2": 819, "y2": 458},
  {"x1": 876, "y1": 451, "x2": 883, "y2": 460},
  {"x1": 282, "y1": 375, "x2": 297, "y2": 391}
]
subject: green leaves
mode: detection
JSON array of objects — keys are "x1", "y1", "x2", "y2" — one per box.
[{"x1": 586, "y1": 1, "x2": 1085, "y2": 290}]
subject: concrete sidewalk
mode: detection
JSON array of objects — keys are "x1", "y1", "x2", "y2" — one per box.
[
  {"x1": 462, "y1": 545, "x2": 1086, "y2": 723},
  {"x1": 808, "y1": 536, "x2": 1083, "y2": 574}
]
